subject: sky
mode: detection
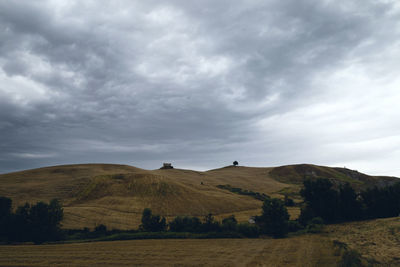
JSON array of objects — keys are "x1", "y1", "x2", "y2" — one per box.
[{"x1": 1, "y1": 0, "x2": 400, "y2": 176}]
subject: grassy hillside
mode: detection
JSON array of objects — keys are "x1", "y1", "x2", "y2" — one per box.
[
  {"x1": 0, "y1": 163, "x2": 397, "y2": 230},
  {"x1": 270, "y1": 164, "x2": 397, "y2": 189}
]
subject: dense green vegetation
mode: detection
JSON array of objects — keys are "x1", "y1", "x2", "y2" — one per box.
[
  {"x1": 0, "y1": 197, "x2": 63, "y2": 244},
  {"x1": 139, "y1": 208, "x2": 167, "y2": 232},
  {"x1": 299, "y1": 178, "x2": 400, "y2": 225},
  {"x1": 255, "y1": 198, "x2": 290, "y2": 237}
]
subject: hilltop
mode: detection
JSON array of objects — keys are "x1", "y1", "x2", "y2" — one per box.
[{"x1": 0, "y1": 163, "x2": 397, "y2": 230}]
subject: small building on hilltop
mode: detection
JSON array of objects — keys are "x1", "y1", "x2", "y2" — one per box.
[{"x1": 160, "y1": 163, "x2": 174, "y2": 169}]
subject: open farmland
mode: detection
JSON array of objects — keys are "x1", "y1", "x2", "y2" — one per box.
[
  {"x1": 0, "y1": 235, "x2": 340, "y2": 267},
  {"x1": 1, "y1": 217, "x2": 399, "y2": 266}
]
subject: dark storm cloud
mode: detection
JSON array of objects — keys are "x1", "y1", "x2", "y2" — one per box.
[{"x1": 1, "y1": 0, "x2": 400, "y2": 175}]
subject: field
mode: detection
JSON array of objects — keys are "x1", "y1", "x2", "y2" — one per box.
[
  {"x1": 0, "y1": 235, "x2": 340, "y2": 267},
  {"x1": 1, "y1": 217, "x2": 399, "y2": 266}
]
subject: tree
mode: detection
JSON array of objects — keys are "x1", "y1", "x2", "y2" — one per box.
[
  {"x1": 94, "y1": 224, "x2": 107, "y2": 236},
  {"x1": 338, "y1": 183, "x2": 362, "y2": 221},
  {"x1": 5, "y1": 199, "x2": 64, "y2": 243},
  {"x1": 233, "y1": 161, "x2": 239, "y2": 166},
  {"x1": 26, "y1": 199, "x2": 64, "y2": 243},
  {"x1": 361, "y1": 182, "x2": 400, "y2": 219},
  {"x1": 256, "y1": 198, "x2": 289, "y2": 238},
  {"x1": 140, "y1": 208, "x2": 167, "y2": 232},
  {"x1": 200, "y1": 213, "x2": 220, "y2": 232},
  {"x1": 284, "y1": 195, "x2": 295, "y2": 207},
  {"x1": 0, "y1": 197, "x2": 12, "y2": 219},
  {"x1": 0, "y1": 197, "x2": 12, "y2": 241},
  {"x1": 300, "y1": 179, "x2": 339, "y2": 223}
]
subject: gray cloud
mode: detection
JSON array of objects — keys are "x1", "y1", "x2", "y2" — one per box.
[{"x1": 1, "y1": 0, "x2": 400, "y2": 175}]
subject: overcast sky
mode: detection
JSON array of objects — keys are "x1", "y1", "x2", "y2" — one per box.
[{"x1": 1, "y1": 0, "x2": 400, "y2": 176}]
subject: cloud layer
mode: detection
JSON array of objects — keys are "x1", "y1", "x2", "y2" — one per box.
[{"x1": 1, "y1": 0, "x2": 400, "y2": 175}]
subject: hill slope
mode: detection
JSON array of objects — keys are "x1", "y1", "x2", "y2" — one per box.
[{"x1": 0, "y1": 163, "x2": 397, "y2": 229}]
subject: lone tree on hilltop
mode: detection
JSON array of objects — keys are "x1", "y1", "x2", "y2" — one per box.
[{"x1": 233, "y1": 161, "x2": 239, "y2": 166}]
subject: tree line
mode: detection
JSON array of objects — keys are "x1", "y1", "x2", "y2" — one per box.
[
  {"x1": 138, "y1": 208, "x2": 260, "y2": 238},
  {"x1": 299, "y1": 178, "x2": 400, "y2": 225},
  {"x1": 0, "y1": 197, "x2": 63, "y2": 244}
]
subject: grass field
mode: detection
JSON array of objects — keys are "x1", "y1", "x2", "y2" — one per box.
[
  {"x1": 1, "y1": 217, "x2": 399, "y2": 266},
  {"x1": 0, "y1": 235, "x2": 340, "y2": 266}
]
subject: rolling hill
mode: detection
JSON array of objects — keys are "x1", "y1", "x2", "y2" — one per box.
[{"x1": 0, "y1": 163, "x2": 397, "y2": 230}]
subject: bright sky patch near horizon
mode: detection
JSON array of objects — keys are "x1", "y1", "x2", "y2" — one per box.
[{"x1": 1, "y1": 0, "x2": 400, "y2": 176}]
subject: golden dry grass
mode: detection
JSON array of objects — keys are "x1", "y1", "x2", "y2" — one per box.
[
  {"x1": 326, "y1": 217, "x2": 400, "y2": 266},
  {"x1": 0, "y1": 164, "x2": 298, "y2": 229},
  {"x1": 0, "y1": 235, "x2": 340, "y2": 267},
  {"x1": 1, "y1": 163, "x2": 388, "y2": 230}
]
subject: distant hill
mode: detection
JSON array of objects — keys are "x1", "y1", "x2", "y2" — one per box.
[{"x1": 0, "y1": 163, "x2": 397, "y2": 230}]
